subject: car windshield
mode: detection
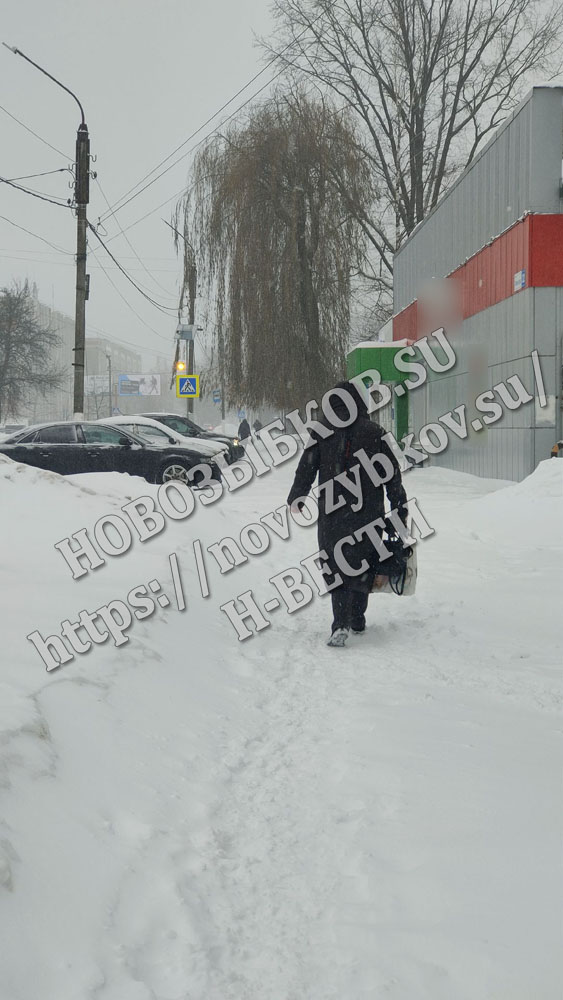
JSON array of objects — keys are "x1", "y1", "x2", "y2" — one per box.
[
  {"x1": 82, "y1": 424, "x2": 146, "y2": 446},
  {"x1": 146, "y1": 414, "x2": 203, "y2": 435},
  {"x1": 134, "y1": 424, "x2": 173, "y2": 444},
  {"x1": 3, "y1": 427, "x2": 36, "y2": 443},
  {"x1": 106, "y1": 422, "x2": 161, "y2": 444}
]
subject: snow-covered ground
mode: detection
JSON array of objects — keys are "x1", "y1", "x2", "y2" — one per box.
[{"x1": 0, "y1": 450, "x2": 561, "y2": 1000}]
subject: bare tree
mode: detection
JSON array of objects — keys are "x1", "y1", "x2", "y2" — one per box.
[
  {"x1": 265, "y1": 0, "x2": 563, "y2": 291},
  {"x1": 175, "y1": 90, "x2": 373, "y2": 410},
  {"x1": 0, "y1": 281, "x2": 67, "y2": 423},
  {"x1": 85, "y1": 388, "x2": 111, "y2": 420}
]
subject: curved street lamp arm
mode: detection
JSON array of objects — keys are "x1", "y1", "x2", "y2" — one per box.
[{"x1": 2, "y1": 43, "x2": 86, "y2": 126}]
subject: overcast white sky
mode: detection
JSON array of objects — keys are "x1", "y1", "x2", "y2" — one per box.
[{"x1": 0, "y1": 0, "x2": 274, "y2": 369}]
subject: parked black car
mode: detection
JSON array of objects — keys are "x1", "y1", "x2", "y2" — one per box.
[
  {"x1": 0, "y1": 421, "x2": 221, "y2": 485},
  {"x1": 140, "y1": 412, "x2": 245, "y2": 462}
]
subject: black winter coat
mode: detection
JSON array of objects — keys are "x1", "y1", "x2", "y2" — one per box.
[
  {"x1": 287, "y1": 382, "x2": 407, "y2": 587},
  {"x1": 238, "y1": 419, "x2": 251, "y2": 440}
]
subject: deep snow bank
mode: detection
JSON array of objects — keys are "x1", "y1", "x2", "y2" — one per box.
[{"x1": 0, "y1": 453, "x2": 561, "y2": 1000}]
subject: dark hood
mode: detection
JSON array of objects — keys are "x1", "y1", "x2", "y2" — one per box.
[{"x1": 321, "y1": 379, "x2": 369, "y2": 426}]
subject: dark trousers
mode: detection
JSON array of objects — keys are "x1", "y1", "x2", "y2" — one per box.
[{"x1": 330, "y1": 585, "x2": 369, "y2": 632}]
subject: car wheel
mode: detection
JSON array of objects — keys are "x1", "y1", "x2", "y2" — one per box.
[{"x1": 159, "y1": 460, "x2": 192, "y2": 485}]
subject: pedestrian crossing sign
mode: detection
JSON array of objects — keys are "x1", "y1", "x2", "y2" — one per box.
[{"x1": 176, "y1": 375, "x2": 199, "y2": 398}]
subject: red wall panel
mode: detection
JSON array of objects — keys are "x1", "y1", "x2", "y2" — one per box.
[
  {"x1": 393, "y1": 300, "x2": 417, "y2": 341},
  {"x1": 461, "y1": 217, "x2": 530, "y2": 319},
  {"x1": 529, "y1": 215, "x2": 563, "y2": 286},
  {"x1": 393, "y1": 213, "x2": 561, "y2": 341}
]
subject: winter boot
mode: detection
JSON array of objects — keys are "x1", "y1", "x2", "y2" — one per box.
[{"x1": 327, "y1": 627, "x2": 349, "y2": 648}]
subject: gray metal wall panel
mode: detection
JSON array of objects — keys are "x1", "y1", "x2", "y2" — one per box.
[
  {"x1": 535, "y1": 427, "x2": 558, "y2": 462},
  {"x1": 530, "y1": 89, "x2": 563, "y2": 211},
  {"x1": 394, "y1": 88, "x2": 563, "y2": 313},
  {"x1": 400, "y1": 293, "x2": 559, "y2": 480},
  {"x1": 534, "y1": 287, "x2": 557, "y2": 354}
]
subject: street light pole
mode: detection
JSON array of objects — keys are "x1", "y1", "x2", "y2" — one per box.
[{"x1": 3, "y1": 44, "x2": 90, "y2": 418}]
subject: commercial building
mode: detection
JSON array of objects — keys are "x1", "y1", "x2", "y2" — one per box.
[{"x1": 383, "y1": 86, "x2": 562, "y2": 482}]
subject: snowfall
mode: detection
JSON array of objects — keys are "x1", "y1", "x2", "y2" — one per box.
[{"x1": 0, "y1": 443, "x2": 561, "y2": 1000}]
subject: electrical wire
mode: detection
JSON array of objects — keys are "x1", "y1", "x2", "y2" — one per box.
[
  {"x1": 0, "y1": 101, "x2": 71, "y2": 159},
  {"x1": 87, "y1": 222, "x2": 179, "y2": 314},
  {"x1": 6, "y1": 167, "x2": 71, "y2": 182},
  {"x1": 100, "y1": 13, "x2": 326, "y2": 228},
  {"x1": 0, "y1": 215, "x2": 73, "y2": 254},
  {"x1": 0, "y1": 246, "x2": 177, "y2": 262},
  {"x1": 108, "y1": 99, "x2": 350, "y2": 243},
  {"x1": 94, "y1": 177, "x2": 178, "y2": 301},
  {"x1": 98, "y1": 24, "x2": 319, "y2": 225},
  {"x1": 105, "y1": 183, "x2": 188, "y2": 242},
  {"x1": 89, "y1": 246, "x2": 174, "y2": 343},
  {"x1": 0, "y1": 251, "x2": 179, "y2": 273},
  {"x1": 102, "y1": 62, "x2": 290, "y2": 231},
  {"x1": 0, "y1": 174, "x2": 71, "y2": 208},
  {"x1": 86, "y1": 320, "x2": 165, "y2": 359}
]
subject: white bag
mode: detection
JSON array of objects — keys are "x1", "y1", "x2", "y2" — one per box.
[{"x1": 370, "y1": 544, "x2": 417, "y2": 596}]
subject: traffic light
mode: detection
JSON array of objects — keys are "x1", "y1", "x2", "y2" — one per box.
[{"x1": 175, "y1": 360, "x2": 186, "y2": 372}]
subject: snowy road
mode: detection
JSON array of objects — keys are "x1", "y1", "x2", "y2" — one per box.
[{"x1": 0, "y1": 454, "x2": 561, "y2": 999}]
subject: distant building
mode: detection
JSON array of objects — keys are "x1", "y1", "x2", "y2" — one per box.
[
  {"x1": 16, "y1": 299, "x2": 204, "y2": 424},
  {"x1": 22, "y1": 296, "x2": 74, "y2": 424},
  {"x1": 84, "y1": 337, "x2": 142, "y2": 420},
  {"x1": 85, "y1": 337, "x2": 142, "y2": 376}
]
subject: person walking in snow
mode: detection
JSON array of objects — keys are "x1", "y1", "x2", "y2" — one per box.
[
  {"x1": 287, "y1": 380, "x2": 408, "y2": 647},
  {"x1": 238, "y1": 417, "x2": 251, "y2": 441}
]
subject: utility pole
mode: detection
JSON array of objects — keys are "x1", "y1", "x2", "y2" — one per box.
[
  {"x1": 106, "y1": 352, "x2": 112, "y2": 417},
  {"x1": 162, "y1": 221, "x2": 198, "y2": 418},
  {"x1": 74, "y1": 122, "x2": 90, "y2": 418},
  {"x1": 3, "y1": 45, "x2": 90, "y2": 418},
  {"x1": 186, "y1": 259, "x2": 196, "y2": 416}
]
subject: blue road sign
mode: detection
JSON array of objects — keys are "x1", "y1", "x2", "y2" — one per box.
[
  {"x1": 212, "y1": 388, "x2": 221, "y2": 404},
  {"x1": 176, "y1": 375, "x2": 199, "y2": 398}
]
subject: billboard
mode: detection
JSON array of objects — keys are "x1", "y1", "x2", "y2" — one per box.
[
  {"x1": 84, "y1": 376, "x2": 109, "y2": 395},
  {"x1": 117, "y1": 374, "x2": 161, "y2": 396}
]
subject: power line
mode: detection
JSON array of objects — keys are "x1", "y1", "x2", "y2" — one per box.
[
  {"x1": 0, "y1": 215, "x2": 73, "y2": 254},
  {"x1": 106, "y1": 183, "x2": 188, "y2": 242},
  {"x1": 0, "y1": 174, "x2": 71, "y2": 208},
  {"x1": 103, "y1": 62, "x2": 289, "y2": 230},
  {"x1": 6, "y1": 167, "x2": 71, "y2": 182},
  {"x1": 0, "y1": 246, "x2": 177, "y2": 261},
  {"x1": 94, "y1": 177, "x2": 178, "y2": 301},
  {"x1": 0, "y1": 251, "x2": 178, "y2": 272},
  {"x1": 87, "y1": 222, "x2": 179, "y2": 314},
  {"x1": 98, "y1": 28, "x2": 315, "y2": 225},
  {"x1": 85, "y1": 322, "x2": 161, "y2": 358},
  {"x1": 0, "y1": 101, "x2": 71, "y2": 160},
  {"x1": 89, "y1": 245, "x2": 175, "y2": 343},
  {"x1": 100, "y1": 14, "x2": 325, "y2": 230}
]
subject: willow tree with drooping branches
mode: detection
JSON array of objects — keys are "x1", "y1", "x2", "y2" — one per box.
[{"x1": 175, "y1": 90, "x2": 374, "y2": 411}]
